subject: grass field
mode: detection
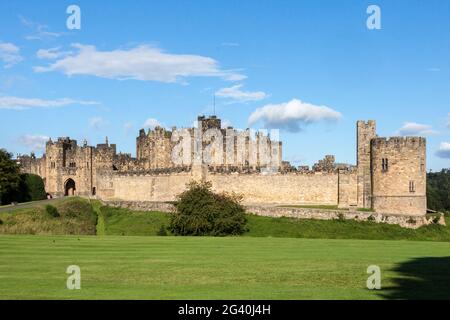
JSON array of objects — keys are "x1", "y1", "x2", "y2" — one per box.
[
  {"x1": 0, "y1": 235, "x2": 449, "y2": 300},
  {"x1": 1, "y1": 198, "x2": 449, "y2": 300}
]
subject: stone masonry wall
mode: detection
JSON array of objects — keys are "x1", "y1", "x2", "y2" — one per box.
[
  {"x1": 371, "y1": 137, "x2": 427, "y2": 215},
  {"x1": 101, "y1": 200, "x2": 442, "y2": 229},
  {"x1": 208, "y1": 172, "x2": 339, "y2": 205}
]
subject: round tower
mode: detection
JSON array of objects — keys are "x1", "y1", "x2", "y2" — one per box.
[{"x1": 370, "y1": 137, "x2": 426, "y2": 215}]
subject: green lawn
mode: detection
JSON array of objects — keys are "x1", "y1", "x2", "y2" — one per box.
[
  {"x1": 244, "y1": 215, "x2": 450, "y2": 241},
  {"x1": 97, "y1": 205, "x2": 171, "y2": 236},
  {"x1": 0, "y1": 235, "x2": 449, "y2": 300},
  {"x1": 2, "y1": 197, "x2": 450, "y2": 242},
  {"x1": 1, "y1": 198, "x2": 449, "y2": 300}
]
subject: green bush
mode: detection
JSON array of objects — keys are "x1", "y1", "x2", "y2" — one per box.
[
  {"x1": 169, "y1": 181, "x2": 247, "y2": 236},
  {"x1": 23, "y1": 174, "x2": 46, "y2": 201},
  {"x1": 427, "y1": 169, "x2": 450, "y2": 212},
  {"x1": 157, "y1": 225, "x2": 168, "y2": 236},
  {"x1": 0, "y1": 149, "x2": 21, "y2": 205},
  {"x1": 336, "y1": 213, "x2": 345, "y2": 221},
  {"x1": 45, "y1": 205, "x2": 60, "y2": 218},
  {"x1": 14, "y1": 173, "x2": 46, "y2": 203}
]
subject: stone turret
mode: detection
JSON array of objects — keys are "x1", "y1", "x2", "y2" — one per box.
[
  {"x1": 370, "y1": 137, "x2": 426, "y2": 215},
  {"x1": 356, "y1": 120, "x2": 377, "y2": 209}
]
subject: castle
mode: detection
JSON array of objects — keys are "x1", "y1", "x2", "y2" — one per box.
[{"x1": 18, "y1": 116, "x2": 427, "y2": 216}]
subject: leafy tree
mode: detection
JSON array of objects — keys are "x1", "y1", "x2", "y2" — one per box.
[
  {"x1": 169, "y1": 181, "x2": 247, "y2": 236},
  {"x1": 18, "y1": 174, "x2": 46, "y2": 202},
  {"x1": 427, "y1": 169, "x2": 450, "y2": 214},
  {"x1": 0, "y1": 149, "x2": 21, "y2": 205}
]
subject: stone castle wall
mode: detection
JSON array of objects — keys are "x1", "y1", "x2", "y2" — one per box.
[
  {"x1": 208, "y1": 172, "x2": 339, "y2": 205},
  {"x1": 371, "y1": 137, "x2": 427, "y2": 215},
  {"x1": 97, "y1": 168, "x2": 341, "y2": 206},
  {"x1": 17, "y1": 117, "x2": 429, "y2": 221},
  {"x1": 101, "y1": 200, "x2": 443, "y2": 229}
]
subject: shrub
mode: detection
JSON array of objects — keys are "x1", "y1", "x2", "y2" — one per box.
[
  {"x1": 45, "y1": 205, "x2": 60, "y2": 218},
  {"x1": 15, "y1": 174, "x2": 47, "y2": 203},
  {"x1": 23, "y1": 174, "x2": 46, "y2": 201},
  {"x1": 169, "y1": 181, "x2": 247, "y2": 236},
  {"x1": 0, "y1": 218, "x2": 3, "y2": 225},
  {"x1": 336, "y1": 213, "x2": 345, "y2": 221},
  {"x1": 0, "y1": 149, "x2": 21, "y2": 205},
  {"x1": 367, "y1": 215, "x2": 376, "y2": 222},
  {"x1": 157, "y1": 225, "x2": 168, "y2": 236}
]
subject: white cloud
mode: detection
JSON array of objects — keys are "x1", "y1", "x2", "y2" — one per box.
[
  {"x1": 89, "y1": 117, "x2": 108, "y2": 130},
  {"x1": 0, "y1": 95, "x2": 99, "y2": 110},
  {"x1": 396, "y1": 122, "x2": 437, "y2": 136},
  {"x1": 36, "y1": 47, "x2": 71, "y2": 59},
  {"x1": 18, "y1": 134, "x2": 49, "y2": 152},
  {"x1": 124, "y1": 122, "x2": 134, "y2": 135},
  {"x1": 221, "y1": 119, "x2": 233, "y2": 129},
  {"x1": 0, "y1": 42, "x2": 23, "y2": 68},
  {"x1": 19, "y1": 15, "x2": 62, "y2": 40},
  {"x1": 216, "y1": 84, "x2": 267, "y2": 103},
  {"x1": 248, "y1": 98, "x2": 342, "y2": 132},
  {"x1": 143, "y1": 118, "x2": 163, "y2": 130},
  {"x1": 436, "y1": 142, "x2": 450, "y2": 159},
  {"x1": 34, "y1": 44, "x2": 246, "y2": 83}
]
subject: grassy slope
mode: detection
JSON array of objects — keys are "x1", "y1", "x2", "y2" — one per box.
[
  {"x1": 0, "y1": 235, "x2": 449, "y2": 299},
  {"x1": 244, "y1": 215, "x2": 450, "y2": 242},
  {"x1": 1, "y1": 197, "x2": 449, "y2": 241},
  {"x1": 99, "y1": 206, "x2": 171, "y2": 236},
  {"x1": 98, "y1": 207, "x2": 450, "y2": 242},
  {"x1": 0, "y1": 198, "x2": 97, "y2": 235}
]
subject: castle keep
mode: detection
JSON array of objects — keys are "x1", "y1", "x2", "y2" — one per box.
[{"x1": 19, "y1": 116, "x2": 427, "y2": 216}]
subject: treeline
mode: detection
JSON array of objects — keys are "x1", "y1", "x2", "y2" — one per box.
[
  {"x1": 427, "y1": 169, "x2": 450, "y2": 213},
  {"x1": 0, "y1": 149, "x2": 46, "y2": 205}
]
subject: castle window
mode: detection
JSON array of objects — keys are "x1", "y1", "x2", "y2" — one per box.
[
  {"x1": 381, "y1": 158, "x2": 389, "y2": 172},
  {"x1": 409, "y1": 181, "x2": 415, "y2": 193},
  {"x1": 51, "y1": 162, "x2": 55, "y2": 169}
]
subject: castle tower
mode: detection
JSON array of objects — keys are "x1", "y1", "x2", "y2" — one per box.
[
  {"x1": 136, "y1": 126, "x2": 172, "y2": 169},
  {"x1": 356, "y1": 120, "x2": 376, "y2": 209},
  {"x1": 370, "y1": 137, "x2": 426, "y2": 215}
]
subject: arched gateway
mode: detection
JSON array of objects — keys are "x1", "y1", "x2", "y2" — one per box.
[{"x1": 64, "y1": 179, "x2": 76, "y2": 196}]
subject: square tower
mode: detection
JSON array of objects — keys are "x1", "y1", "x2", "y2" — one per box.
[{"x1": 356, "y1": 120, "x2": 376, "y2": 208}]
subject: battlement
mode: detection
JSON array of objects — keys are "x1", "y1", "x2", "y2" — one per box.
[
  {"x1": 198, "y1": 115, "x2": 221, "y2": 131},
  {"x1": 357, "y1": 120, "x2": 376, "y2": 128},
  {"x1": 46, "y1": 137, "x2": 77, "y2": 148},
  {"x1": 371, "y1": 136, "x2": 426, "y2": 149}
]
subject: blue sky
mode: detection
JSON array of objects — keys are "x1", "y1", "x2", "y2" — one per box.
[{"x1": 0, "y1": 0, "x2": 449, "y2": 170}]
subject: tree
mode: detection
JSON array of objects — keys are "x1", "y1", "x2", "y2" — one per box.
[
  {"x1": 0, "y1": 149, "x2": 21, "y2": 205},
  {"x1": 427, "y1": 169, "x2": 450, "y2": 214},
  {"x1": 169, "y1": 181, "x2": 247, "y2": 236},
  {"x1": 15, "y1": 173, "x2": 47, "y2": 203}
]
